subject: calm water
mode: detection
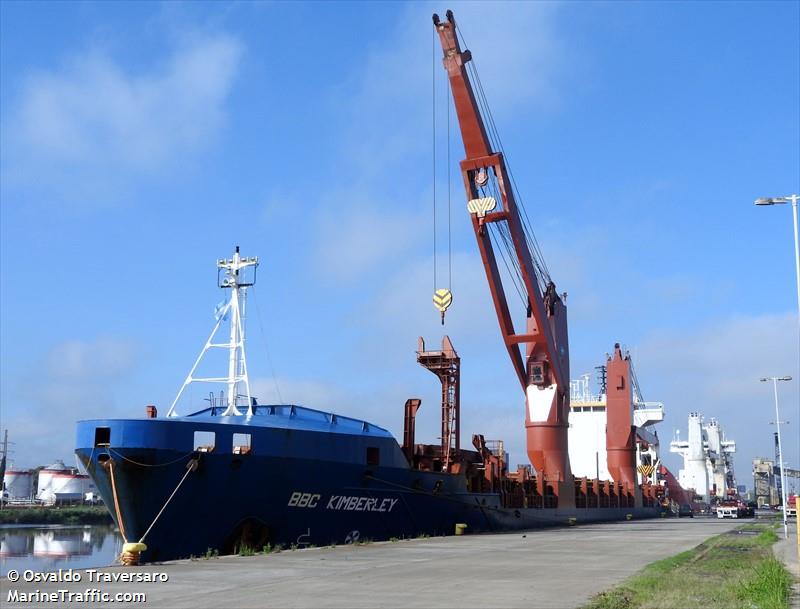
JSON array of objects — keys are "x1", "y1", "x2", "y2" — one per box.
[{"x1": 0, "y1": 525, "x2": 123, "y2": 574}]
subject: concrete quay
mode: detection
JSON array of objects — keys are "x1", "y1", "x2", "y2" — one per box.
[{"x1": 1, "y1": 518, "x2": 743, "y2": 609}]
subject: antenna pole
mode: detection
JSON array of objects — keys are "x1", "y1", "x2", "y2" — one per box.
[{"x1": 225, "y1": 249, "x2": 243, "y2": 415}]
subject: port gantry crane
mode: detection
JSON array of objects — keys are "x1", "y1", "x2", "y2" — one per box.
[{"x1": 433, "y1": 10, "x2": 575, "y2": 506}]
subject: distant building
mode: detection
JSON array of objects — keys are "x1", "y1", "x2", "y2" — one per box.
[
  {"x1": 669, "y1": 413, "x2": 736, "y2": 502},
  {"x1": 752, "y1": 457, "x2": 780, "y2": 507}
]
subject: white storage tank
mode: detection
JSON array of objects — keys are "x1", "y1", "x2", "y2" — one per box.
[
  {"x1": 37, "y1": 460, "x2": 84, "y2": 504},
  {"x1": 48, "y1": 472, "x2": 90, "y2": 503},
  {"x1": 3, "y1": 469, "x2": 33, "y2": 500},
  {"x1": 37, "y1": 460, "x2": 67, "y2": 502}
]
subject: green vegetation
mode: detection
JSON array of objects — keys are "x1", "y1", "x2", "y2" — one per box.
[
  {"x1": 236, "y1": 543, "x2": 257, "y2": 556},
  {"x1": 737, "y1": 557, "x2": 794, "y2": 609},
  {"x1": 0, "y1": 505, "x2": 112, "y2": 526},
  {"x1": 583, "y1": 524, "x2": 794, "y2": 609},
  {"x1": 201, "y1": 541, "x2": 292, "y2": 559}
]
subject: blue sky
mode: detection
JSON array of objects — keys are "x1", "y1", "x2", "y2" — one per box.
[{"x1": 1, "y1": 1, "x2": 798, "y2": 490}]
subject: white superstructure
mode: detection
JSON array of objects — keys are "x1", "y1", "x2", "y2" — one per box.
[
  {"x1": 567, "y1": 375, "x2": 609, "y2": 480},
  {"x1": 567, "y1": 369, "x2": 664, "y2": 485},
  {"x1": 669, "y1": 413, "x2": 736, "y2": 501}
]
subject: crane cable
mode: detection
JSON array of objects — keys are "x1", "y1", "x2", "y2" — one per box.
[
  {"x1": 447, "y1": 74, "x2": 452, "y2": 296},
  {"x1": 456, "y1": 24, "x2": 552, "y2": 292},
  {"x1": 432, "y1": 28, "x2": 453, "y2": 324},
  {"x1": 432, "y1": 26, "x2": 437, "y2": 295}
]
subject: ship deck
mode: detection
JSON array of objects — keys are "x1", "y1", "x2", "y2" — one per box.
[{"x1": 79, "y1": 403, "x2": 393, "y2": 436}]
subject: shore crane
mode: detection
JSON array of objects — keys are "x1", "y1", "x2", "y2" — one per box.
[{"x1": 433, "y1": 10, "x2": 574, "y2": 505}]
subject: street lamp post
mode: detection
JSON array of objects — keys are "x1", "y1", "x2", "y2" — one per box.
[
  {"x1": 760, "y1": 375, "x2": 792, "y2": 539},
  {"x1": 754, "y1": 194, "x2": 800, "y2": 331}
]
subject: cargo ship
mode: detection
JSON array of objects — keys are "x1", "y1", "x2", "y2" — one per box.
[{"x1": 75, "y1": 11, "x2": 664, "y2": 564}]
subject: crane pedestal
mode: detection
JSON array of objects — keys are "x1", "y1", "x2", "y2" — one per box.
[
  {"x1": 606, "y1": 344, "x2": 642, "y2": 508},
  {"x1": 527, "y1": 422, "x2": 575, "y2": 509}
]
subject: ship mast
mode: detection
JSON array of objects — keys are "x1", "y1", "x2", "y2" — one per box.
[{"x1": 167, "y1": 247, "x2": 259, "y2": 417}]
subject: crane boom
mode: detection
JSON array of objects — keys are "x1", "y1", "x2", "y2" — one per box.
[{"x1": 433, "y1": 10, "x2": 573, "y2": 504}]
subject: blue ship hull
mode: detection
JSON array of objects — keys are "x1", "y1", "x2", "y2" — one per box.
[{"x1": 76, "y1": 405, "x2": 659, "y2": 562}]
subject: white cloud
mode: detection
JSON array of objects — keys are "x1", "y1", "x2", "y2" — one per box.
[
  {"x1": 637, "y1": 312, "x2": 800, "y2": 480},
  {"x1": 46, "y1": 337, "x2": 138, "y2": 380},
  {"x1": 302, "y1": 3, "x2": 568, "y2": 286},
  {"x1": 312, "y1": 192, "x2": 427, "y2": 283},
  {"x1": 250, "y1": 376, "x2": 349, "y2": 412},
  {"x1": 2, "y1": 337, "x2": 140, "y2": 468},
  {"x1": 307, "y1": 228, "x2": 800, "y2": 477},
  {"x1": 356, "y1": 251, "x2": 507, "y2": 349},
  {"x1": 359, "y1": 3, "x2": 564, "y2": 118},
  {"x1": 1, "y1": 32, "x2": 242, "y2": 204},
  {"x1": 332, "y1": 3, "x2": 565, "y2": 174},
  {"x1": 445, "y1": 2, "x2": 565, "y2": 114}
]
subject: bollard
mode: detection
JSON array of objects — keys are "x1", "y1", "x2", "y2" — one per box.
[{"x1": 120, "y1": 542, "x2": 148, "y2": 566}]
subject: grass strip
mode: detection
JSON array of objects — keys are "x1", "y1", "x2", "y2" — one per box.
[
  {"x1": 0, "y1": 505, "x2": 113, "y2": 525},
  {"x1": 582, "y1": 524, "x2": 793, "y2": 609}
]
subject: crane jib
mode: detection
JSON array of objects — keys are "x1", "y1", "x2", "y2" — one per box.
[{"x1": 433, "y1": 9, "x2": 573, "y2": 502}]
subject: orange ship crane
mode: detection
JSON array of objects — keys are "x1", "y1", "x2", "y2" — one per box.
[{"x1": 433, "y1": 10, "x2": 573, "y2": 505}]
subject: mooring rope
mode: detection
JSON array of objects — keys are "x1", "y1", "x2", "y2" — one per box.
[
  {"x1": 105, "y1": 456, "x2": 198, "y2": 566},
  {"x1": 106, "y1": 460, "x2": 128, "y2": 544},
  {"x1": 138, "y1": 458, "x2": 198, "y2": 545},
  {"x1": 108, "y1": 447, "x2": 196, "y2": 468}
]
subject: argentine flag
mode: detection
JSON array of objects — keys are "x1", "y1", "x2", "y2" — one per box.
[{"x1": 214, "y1": 299, "x2": 230, "y2": 322}]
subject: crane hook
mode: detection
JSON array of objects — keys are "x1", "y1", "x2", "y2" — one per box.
[{"x1": 433, "y1": 288, "x2": 453, "y2": 325}]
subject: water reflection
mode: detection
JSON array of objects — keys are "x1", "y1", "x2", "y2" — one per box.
[{"x1": 0, "y1": 525, "x2": 122, "y2": 573}]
